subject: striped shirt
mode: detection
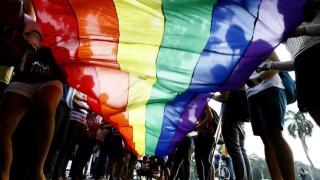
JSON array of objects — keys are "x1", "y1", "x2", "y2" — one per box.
[
  {"x1": 69, "y1": 108, "x2": 88, "y2": 125},
  {"x1": 60, "y1": 86, "x2": 76, "y2": 108}
]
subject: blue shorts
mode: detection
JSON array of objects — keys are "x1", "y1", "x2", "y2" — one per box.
[{"x1": 248, "y1": 87, "x2": 286, "y2": 136}]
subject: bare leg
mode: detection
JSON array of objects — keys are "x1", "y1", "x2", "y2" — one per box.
[
  {"x1": 0, "y1": 92, "x2": 30, "y2": 180},
  {"x1": 274, "y1": 138, "x2": 295, "y2": 180},
  {"x1": 28, "y1": 85, "x2": 62, "y2": 180},
  {"x1": 260, "y1": 135, "x2": 282, "y2": 180},
  {"x1": 267, "y1": 128, "x2": 295, "y2": 180}
]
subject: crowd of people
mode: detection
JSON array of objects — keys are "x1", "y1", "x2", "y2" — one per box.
[{"x1": 0, "y1": 0, "x2": 319, "y2": 180}]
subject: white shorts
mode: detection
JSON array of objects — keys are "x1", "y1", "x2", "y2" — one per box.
[{"x1": 5, "y1": 80, "x2": 63, "y2": 100}]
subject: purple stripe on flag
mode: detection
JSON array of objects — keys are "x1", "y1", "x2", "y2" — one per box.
[
  {"x1": 221, "y1": 0, "x2": 305, "y2": 90},
  {"x1": 164, "y1": 0, "x2": 261, "y2": 156}
]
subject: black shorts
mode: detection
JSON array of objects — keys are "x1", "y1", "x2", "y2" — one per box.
[
  {"x1": 295, "y1": 43, "x2": 320, "y2": 112},
  {"x1": 248, "y1": 87, "x2": 286, "y2": 136}
]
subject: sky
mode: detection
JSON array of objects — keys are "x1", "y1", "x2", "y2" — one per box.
[{"x1": 209, "y1": 44, "x2": 320, "y2": 168}]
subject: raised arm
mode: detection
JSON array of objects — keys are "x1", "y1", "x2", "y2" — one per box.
[
  {"x1": 249, "y1": 52, "x2": 280, "y2": 85},
  {"x1": 290, "y1": 24, "x2": 320, "y2": 37},
  {"x1": 73, "y1": 91, "x2": 90, "y2": 110},
  {"x1": 212, "y1": 91, "x2": 230, "y2": 103},
  {"x1": 258, "y1": 60, "x2": 295, "y2": 72},
  {"x1": 195, "y1": 106, "x2": 213, "y2": 130}
]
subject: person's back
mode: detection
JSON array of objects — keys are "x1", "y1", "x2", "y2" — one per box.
[
  {"x1": 70, "y1": 112, "x2": 102, "y2": 180},
  {"x1": 261, "y1": 0, "x2": 320, "y2": 144},
  {"x1": 194, "y1": 106, "x2": 217, "y2": 180},
  {"x1": 286, "y1": 1, "x2": 320, "y2": 60},
  {"x1": 221, "y1": 89, "x2": 249, "y2": 122},
  {"x1": 216, "y1": 89, "x2": 252, "y2": 180},
  {"x1": 245, "y1": 53, "x2": 295, "y2": 180},
  {"x1": 53, "y1": 90, "x2": 89, "y2": 179},
  {"x1": 168, "y1": 136, "x2": 193, "y2": 180},
  {"x1": 286, "y1": 0, "x2": 320, "y2": 126},
  {"x1": 0, "y1": 13, "x2": 64, "y2": 180}
]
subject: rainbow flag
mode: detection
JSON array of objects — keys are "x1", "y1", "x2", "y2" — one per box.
[{"x1": 32, "y1": 0, "x2": 306, "y2": 157}]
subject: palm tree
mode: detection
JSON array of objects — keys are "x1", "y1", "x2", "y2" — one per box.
[{"x1": 285, "y1": 110, "x2": 314, "y2": 168}]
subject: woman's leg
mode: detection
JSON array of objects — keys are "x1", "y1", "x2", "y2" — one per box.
[
  {"x1": 29, "y1": 84, "x2": 62, "y2": 180},
  {"x1": 0, "y1": 92, "x2": 30, "y2": 180}
]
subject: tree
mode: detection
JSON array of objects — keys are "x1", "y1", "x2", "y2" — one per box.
[
  {"x1": 249, "y1": 154, "x2": 270, "y2": 180},
  {"x1": 285, "y1": 110, "x2": 314, "y2": 168}
]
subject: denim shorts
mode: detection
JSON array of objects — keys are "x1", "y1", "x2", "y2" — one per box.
[{"x1": 247, "y1": 87, "x2": 286, "y2": 136}]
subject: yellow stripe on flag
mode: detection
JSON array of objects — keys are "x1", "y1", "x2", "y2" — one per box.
[{"x1": 114, "y1": 0, "x2": 164, "y2": 155}]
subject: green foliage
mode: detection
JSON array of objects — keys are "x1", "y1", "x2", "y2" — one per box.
[
  {"x1": 285, "y1": 110, "x2": 314, "y2": 139},
  {"x1": 295, "y1": 161, "x2": 320, "y2": 180},
  {"x1": 249, "y1": 154, "x2": 320, "y2": 180},
  {"x1": 285, "y1": 110, "x2": 315, "y2": 168},
  {"x1": 249, "y1": 154, "x2": 271, "y2": 180}
]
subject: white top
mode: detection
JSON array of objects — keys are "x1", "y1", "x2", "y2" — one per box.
[
  {"x1": 69, "y1": 90, "x2": 89, "y2": 124},
  {"x1": 65, "y1": 87, "x2": 76, "y2": 108},
  {"x1": 246, "y1": 61, "x2": 284, "y2": 98},
  {"x1": 286, "y1": 10, "x2": 320, "y2": 59}
]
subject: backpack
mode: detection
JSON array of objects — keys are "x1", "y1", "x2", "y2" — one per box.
[{"x1": 279, "y1": 71, "x2": 297, "y2": 104}]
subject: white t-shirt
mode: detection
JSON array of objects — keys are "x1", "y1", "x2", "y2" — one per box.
[{"x1": 246, "y1": 61, "x2": 284, "y2": 98}]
